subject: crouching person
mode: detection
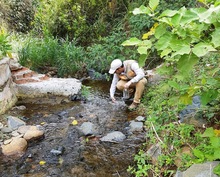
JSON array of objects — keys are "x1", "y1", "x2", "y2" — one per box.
[{"x1": 108, "y1": 59, "x2": 147, "y2": 110}]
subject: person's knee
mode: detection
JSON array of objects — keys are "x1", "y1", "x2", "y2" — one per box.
[{"x1": 116, "y1": 82, "x2": 124, "y2": 90}]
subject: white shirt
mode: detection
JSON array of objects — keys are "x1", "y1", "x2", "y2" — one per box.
[{"x1": 109, "y1": 61, "x2": 145, "y2": 98}]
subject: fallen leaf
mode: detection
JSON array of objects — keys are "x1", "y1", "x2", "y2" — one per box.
[
  {"x1": 39, "y1": 161, "x2": 46, "y2": 165},
  {"x1": 72, "y1": 120, "x2": 78, "y2": 125}
]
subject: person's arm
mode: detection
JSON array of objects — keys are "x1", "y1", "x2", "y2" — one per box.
[
  {"x1": 124, "y1": 63, "x2": 144, "y2": 88},
  {"x1": 110, "y1": 74, "x2": 119, "y2": 102}
]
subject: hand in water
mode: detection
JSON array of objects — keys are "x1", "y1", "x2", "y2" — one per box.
[{"x1": 111, "y1": 97, "x2": 116, "y2": 103}]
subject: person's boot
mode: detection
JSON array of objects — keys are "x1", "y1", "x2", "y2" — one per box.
[{"x1": 128, "y1": 102, "x2": 139, "y2": 110}]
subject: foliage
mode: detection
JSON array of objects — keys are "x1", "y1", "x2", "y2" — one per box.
[
  {"x1": 86, "y1": 28, "x2": 139, "y2": 73},
  {"x1": 0, "y1": 0, "x2": 36, "y2": 32},
  {"x1": 124, "y1": 0, "x2": 220, "y2": 176},
  {"x1": 122, "y1": 0, "x2": 220, "y2": 105},
  {"x1": 193, "y1": 128, "x2": 220, "y2": 174},
  {"x1": 0, "y1": 28, "x2": 12, "y2": 58},
  {"x1": 18, "y1": 36, "x2": 87, "y2": 77}
]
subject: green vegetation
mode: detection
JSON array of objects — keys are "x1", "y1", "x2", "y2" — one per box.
[
  {"x1": 1, "y1": 0, "x2": 220, "y2": 176},
  {"x1": 0, "y1": 28, "x2": 12, "y2": 58}
]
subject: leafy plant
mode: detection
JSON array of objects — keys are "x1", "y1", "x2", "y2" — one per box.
[{"x1": 0, "y1": 28, "x2": 12, "y2": 58}]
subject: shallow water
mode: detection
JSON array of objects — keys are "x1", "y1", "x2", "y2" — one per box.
[{"x1": 0, "y1": 80, "x2": 145, "y2": 177}]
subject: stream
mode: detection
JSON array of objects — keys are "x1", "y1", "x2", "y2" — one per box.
[{"x1": 0, "y1": 79, "x2": 146, "y2": 177}]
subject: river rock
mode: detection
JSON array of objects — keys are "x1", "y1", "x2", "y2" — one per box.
[
  {"x1": 7, "y1": 116, "x2": 26, "y2": 130},
  {"x1": 129, "y1": 121, "x2": 144, "y2": 132},
  {"x1": 1, "y1": 137, "x2": 27, "y2": 156},
  {"x1": 79, "y1": 122, "x2": 98, "y2": 136},
  {"x1": 20, "y1": 126, "x2": 44, "y2": 141},
  {"x1": 100, "y1": 131, "x2": 126, "y2": 142}
]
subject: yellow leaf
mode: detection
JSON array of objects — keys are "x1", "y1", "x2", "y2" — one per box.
[
  {"x1": 59, "y1": 157, "x2": 64, "y2": 165},
  {"x1": 39, "y1": 161, "x2": 46, "y2": 165},
  {"x1": 214, "y1": 129, "x2": 220, "y2": 137},
  {"x1": 142, "y1": 23, "x2": 159, "y2": 39},
  {"x1": 72, "y1": 120, "x2": 78, "y2": 125},
  {"x1": 40, "y1": 122, "x2": 46, "y2": 125}
]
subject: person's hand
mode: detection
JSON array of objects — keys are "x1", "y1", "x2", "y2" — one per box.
[
  {"x1": 124, "y1": 81, "x2": 132, "y2": 89},
  {"x1": 111, "y1": 97, "x2": 116, "y2": 103}
]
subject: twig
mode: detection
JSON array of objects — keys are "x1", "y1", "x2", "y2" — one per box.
[{"x1": 151, "y1": 122, "x2": 164, "y2": 144}]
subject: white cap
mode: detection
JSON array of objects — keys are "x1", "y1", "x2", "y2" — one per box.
[{"x1": 109, "y1": 59, "x2": 122, "y2": 74}]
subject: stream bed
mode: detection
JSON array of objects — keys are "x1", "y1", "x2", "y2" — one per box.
[{"x1": 0, "y1": 80, "x2": 145, "y2": 177}]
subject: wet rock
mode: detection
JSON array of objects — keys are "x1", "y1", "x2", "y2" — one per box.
[
  {"x1": 135, "y1": 116, "x2": 145, "y2": 122},
  {"x1": 79, "y1": 122, "x2": 98, "y2": 136},
  {"x1": 58, "y1": 110, "x2": 69, "y2": 118},
  {"x1": 129, "y1": 121, "x2": 143, "y2": 132},
  {"x1": 1, "y1": 126, "x2": 13, "y2": 133},
  {"x1": 1, "y1": 137, "x2": 27, "y2": 156},
  {"x1": 7, "y1": 115, "x2": 26, "y2": 130},
  {"x1": 100, "y1": 131, "x2": 126, "y2": 142},
  {"x1": 50, "y1": 146, "x2": 65, "y2": 155}
]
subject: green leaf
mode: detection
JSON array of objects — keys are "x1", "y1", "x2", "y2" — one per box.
[
  {"x1": 122, "y1": 37, "x2": 141, "y2": 46},
  {"x1": 201, "y1": 89, "x2": 218, "y2": 105},
  {"x1": 137, "y1": 46, "x2": 148, "y2": 55},
  {"x1": 138, "y1": 54, "x2": 147, "y2": 67},
  {"x1": 155, "y1": 32, "x2": 172, "y2": 51},
  {"x1": 139, "y1": 40, "x2": 152, "y2": 47},
  {"x1": 149, "y1": 0, "x2": 159, "y2": 11},
  {"x1": 180, "y1": 93, "x2": 192, "y2": 105},
  {"x1": 202, "y1": 127, "x2": 215, "y2": 137},
  {"x1": 133, "y1": 5, "x2": 150, "y2": 15},
  {"x1": 170, "y1": 37, "x2": 191, "y2": 56},
  {"x1": 213, "y1": 149, "x2": 220, "y2": 160},
  {"x1": 180, "y1": 9, "x2": 199, "y2": 25},
  {"x1": 168, "y1": 81, "x2": 180, "y2": 90},
  {"x1": 210, "y1": 137, "x2": 220, "y2": 148},
  {"x1": 193, "y1": 149, "x2": 205, "y2": 162},
  {"x1": 160, "y1": 48, "x2": 172, "y2": 57},
  {"x1": 213, "y1": 164, "x2": 220, "y2": 176},
  {"x1": 192, "y1": 43, "x2": 217, "y2": 57},
  {"x1": 211, "y1": 27, "x2": 220, "y2": 48},
  {"x1": 159, "y1": 9, "x2": 178, "y2": 18},
  {"x1": 155, "y1": 23, "x2": 167, "y2": 39},
  {"x1": 198, "y1": 5, "x2": 220, "y2": 24},
  {"x1": 177, "y1": 54, "x2": 199, "y2": 76}
]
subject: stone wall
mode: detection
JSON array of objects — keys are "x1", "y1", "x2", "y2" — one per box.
[{"x1": 0, "y1": 58, "x2": 18, "y2": 114}]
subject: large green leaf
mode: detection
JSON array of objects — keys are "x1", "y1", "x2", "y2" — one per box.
[
  {"x1": 137, "y1": 46, "x2": 149, "y2": 55},
  {"x1": 180, "y1": 9, "x2": 199, "y2": 25},
  {"x1": 133, "y1": 5, "x2": 150, "y2": 15},
  {"x1": 192, "y1": 42, "x2": 217, "y2": 57},
  {"x1": 138, "y1": 54, "x2": 148, "y2": 67},
  {"x1": 210, "y1": 137, "x2": 220, "y2": 148},
  {"x1": 170, "y1": 37, "x2": 191, "y2": 56},
  {"x1": 155, "y1": 23, "x2": 167, "y2": 39},
  {"x1": 198, "y1": 5, "x2": 220, "y2": 24},
  {"x1": 159, "y1": 9, "x2": 178, "y2": 18},
  {"x1": 211, "y1": 27, "x2": 220, "y2": 48},
  {"x1": 149, "y1": 0, "x2": 159, "y2": 11},
  {"x1": 121, "y1": 37, "x2": 142, "y2": 46},
  {"x1": 155, "y1": 32, "x2": 172, "y2": 51}
]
